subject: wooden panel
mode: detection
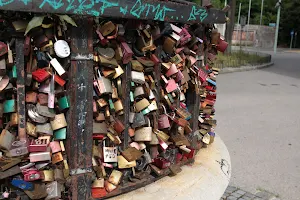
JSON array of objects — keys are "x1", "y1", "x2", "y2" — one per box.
[{"x1": 0, "y1": 0, "x2": 226, "y2": 24}]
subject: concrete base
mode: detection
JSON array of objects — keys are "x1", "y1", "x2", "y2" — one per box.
[{"x1": 111, "y1": 135, "x2": 231, "y2": 200}]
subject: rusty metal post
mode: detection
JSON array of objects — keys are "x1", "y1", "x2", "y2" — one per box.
[
  {"x1": 66, "y1": 17, "x2": 94, "y2": 200},
  {"x1": 15, "y1": 38, "x2": 26, "y2": 140}
]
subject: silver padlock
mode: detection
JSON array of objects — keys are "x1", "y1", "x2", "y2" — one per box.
[
  {"x1": 54, "y1": 37, "x2": 71, "y2": 58},
  {"x1": 131, "y1": 71, "x2": 145, "y2": 84}
]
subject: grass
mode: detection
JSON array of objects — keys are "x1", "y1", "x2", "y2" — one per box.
[{"x1": 214, "y1": 51, "x2": 270, "y2": 69}]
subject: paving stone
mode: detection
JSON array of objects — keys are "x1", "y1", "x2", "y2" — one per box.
[
  {"x1": 253, "y1": 198, "x2": 263, "y2": 200},
  {"x1": 227, "y1": 186, "x2": 238, "y2": 192},
  {"x1": 239, "y1": 196, "x2": 251, "y2": 200},
  {"x1": 269, "y1": 197, "x2": 281, "y2": 200},
  {"x1": 236, "y1": 190, "x2": 246, "y2": 196},
  {"x1": 244, "y1": 192, "x2": 256, "y2": 198},
  {"x1": 227, "y1": 196, "x2": 238, "y2": 200},
  {"x1": 232, "y1": 192, "x2": 243, "y2": 198},
  {"x1": 255, "y1": 191, "x2": 273, "y2": 199}
]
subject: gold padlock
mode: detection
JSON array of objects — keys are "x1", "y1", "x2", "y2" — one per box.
[
  {"x1": 10, "y1": 113, "x2": 19, "y2": 127},
  {"x1": 135, "y1": 98, "x2": 150, "y2": 112},
  {"x1": 92, "y1": 178, "x2": 105, "y2": 188},
  {"x1": 108, "y1": 170, "x2": 122, "y2": 186},
  {"x1": 52, "y1": 152, "x2": 63, "y2": 164},
  {"x1": 42, "y1": 170, "x2": 54, "y2": 182},
  {"x1": 26, "y1": 122, "x2": 37, "y2": 137},
  {"x1": 114, "y1": 99, "x2": 123, "y2": 113},
  {"x1": 118, "y1": 155, "x2": 136, "y2": 169},
  {"x1": 50, "y1": 114, "x2": 67, "y2": 130},
  {"x1": 54, "y1": 168, "x2": 65, "y2": 183}
]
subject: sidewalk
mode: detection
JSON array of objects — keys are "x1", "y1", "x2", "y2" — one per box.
[{"x1": 221, "y1": 186, "x2": 280, "y2": 200}]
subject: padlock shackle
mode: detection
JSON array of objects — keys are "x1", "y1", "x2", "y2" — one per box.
[
  {"x1": 161, "y1": 105, "x2": 175, "y2": 119},
  {"x1": 46, "y1": 52, "x2": 53, "y2": 60}
]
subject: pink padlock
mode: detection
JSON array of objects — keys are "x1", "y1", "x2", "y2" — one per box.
[
  {"x1": 49, "y1": 141, "x2": 61, "y2": 153},
  {"x1": 176, "y1": 70, "x2": 184, "y2": 82},
  {"x1": 165, "y1": 79, "x2": 178, "y2": 93},
  {"x1": 179, "y1": 28, "x2": 191, "y2": 46},
  {"x1": 121, "y1": 42, "x2": 133, "y2": 64},
  {"x1": 166, "y1": 64, "x2": 178, "y2": 77},
  {"x1": 158, "y1": 114, "x2": 170, "y2": 129}
]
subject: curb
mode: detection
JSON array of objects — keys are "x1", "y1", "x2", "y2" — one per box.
[{"x1": 219, "y1": 62, "x2": 274, "y2": 74}]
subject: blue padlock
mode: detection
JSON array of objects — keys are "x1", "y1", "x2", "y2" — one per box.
[{"x1": 11, "y1": 179, "x2": 34, "y2": 191}]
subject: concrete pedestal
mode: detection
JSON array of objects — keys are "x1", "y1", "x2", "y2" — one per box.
[{"x1": 111, "y1": 135, "x2": 231, "y2": 200}]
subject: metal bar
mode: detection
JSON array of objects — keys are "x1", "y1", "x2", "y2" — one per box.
[
  {"x1": 15, "y1": 38, "x2": 26, "y2": 140},
  {"x1": 0, "y1": 0, "x2": 226, "y2": 24},
  {"x1": 123, "y1": 62, "x2": 131, "y2": 149},
  {"x1": 66, "y1": 17, "x2": 93, "y2": 200},
  {"x1": 260, "y1": 0, "x2": 264, "y2": 25}
]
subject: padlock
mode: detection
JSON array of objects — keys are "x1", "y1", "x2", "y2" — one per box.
[
  {"x1": 29, "y1": 139, "x2": 48, "y2": 152},
  {"x1": 0, "y1": 157, "x2": 21, "y2": 171},
  {"x1": 26, "y1": 91, "x2": 38, "y2": 103},
  {"x1": 36, "y1": 123, "x2": 53, "y2": 135},
  {"x1": 11, "y1": 179, "x2": 34, "y2": 191},
  {"x1": 3, "y1": 99, "x2": 16, "y2": 113},
  {"x1": 153, "y1": 157, "x2": 171, "y2": 169},
  {"x1": 10, "y1": 112, "x2": 19, "y2": 127},
  {"x1": 114, "y1": 99, "x2": 123, "y2": 113},
  {"x1": 0, "y1": 123, "x2": 15, "y2": 150},
  {"x1": 26, "y1": 122, "x2": 37, "y2": 137},
  {"x1": 0, "y1": 42, "x2": 7, "y2": 57},
  {"x1": 46, "y1": 53, "x2": 65, "y2": 76},
  {"x1": 135, "y1": 98, "x2": 150, "y2": 112},
  {"x1": 154, "y1": 129, "x2": 170, "y2": 142},
  {"x1": 134, "y1": 86, "x2": 145, "y2": 98},
  {"x1": 54, "y1": 74, "x2": 66, "y2": 86},
  {"x1": 42, "y1": 170, "x2": 54, "y2": 182},
  {"x1": 171, "y1": 134, "x2": 190, "y2": 146},
  {"x1": 93, "y1": 122, "x2": 107, "y2": 134},
  {"x1": 118, "y1": 155, "x2": 136, "y2": 169},
  {"x1": 97, "y1": 47, "x2": 115, "y2": 59},
  {"x1": 36, "y1": 104, "x2": 55, "y2": 118},
  {"x1": 96, "y1": 69, "x2": 113, "y2": 95},
  {"x1": 113, "y1": 119, "x2": 125, "y2": 134},
  {"x1": 9, "y1": 140, "x2": 28, "y2": 157},
  {"x1": 54, "y1": 168, "x2": 65, "y2": 183},
  {"x1": 58, "y1": 96, "x2": 70, "y2": 111},
  {"x1": 24, "y1": 183, "x2": 48, "y2": 199},
  {"x1": 0, "y1": 59, "x2": 6, "y2": 76},
  {"x1": 32, "y1": 69, "x2": 51, "y2": 82},
  {"x1": 45, "y1": 181, "x2": 62, "y2": 200},
  {"x1": 121, "y1": 147, "x2": 143, "y2": 162},
  {"x1": 54, "y1": 37, "x2": 70, "y2": 58},
  {"x1": 134, "y1": 118, "x2": 152, "y2": 142},
  {"x1": 92, "y1": 178, "x2": 105, "y2": 188},
  {"x1": 175, "y1": 107, "x2": 192, "y2": 120},
  {"x1": 52, "y1": 152, "x2": 63, "y2": 164},
  {"x1": 121, "y1": 42, "x2": 133, "y2": 64},
  {"x1": 132, "y1": 112, "x2": 146, "y2": 128},
  {"x1": 103, "y1": 139, "x2": 118, "y2": 163},
  {"x1": 30, "y1": 151, "x2": 51, "y2": 163},
  {"x1": 163, "y1": 37, "x2": 176, "y2": 54},
  {"x1": 100, "y1": 21, "x2": 115, "y2": 36},
  {"x1": 179, "y1": 28, "x2": 191, "y2": 46},
  {"x1": 50, "y1": 114, "x2": 67, "y2": 130},
  {"x1": 131, "y1": 60, "x2": 144, "y2": 72},
  {"x1": 38, "y1": 93, "x2": 49, "y2": 105},
  {"x1": 131, "y1": 71, "x2": 145, "y2": 84},
  {"x1": 49, "y1": 141, "x2": 61, "y2": 153},
  {"x1": 150, "y1": 133, "x2": 159, "y2": 145},
  {"x1": 108, "y1": 170, "x2": 122, "y2": 186}
]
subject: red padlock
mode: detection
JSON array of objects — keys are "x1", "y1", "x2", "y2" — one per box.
[
  {"x1": 22, "y1": 168, "x2": 42, "y2": 181},
  {"x1": 217, "y1": 38, "x2": 228, "y2": 53},
  {"x1": 32, "y1": 69, "x2": 51, "y2": 83},
  {"x1": 96, "y1": 29, "x2": 108, "y2": 46},
  {"x1": 54, "y1": 75, "x2": 66, "y2": 87},
  {"x1": 113, "y1": 119, "x2": 125, "y2": 134},
  {"x1": 0, "y1": 42, "x2": 8, "y2": 57},
  {"x1": 179, "y1": 28, "x2": 191, "y2": 46},
  {"x1": 153, "y1": 157, "x2": 170, "y2": 169},
  {"x1": 28, "y1": 139, "x2": 48, "y2": 152}
]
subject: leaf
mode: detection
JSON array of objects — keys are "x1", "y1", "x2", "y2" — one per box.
[
  {"x1": 58, "y1": 15, "x2": 77, "y2": 27},
  {"x1": 24, "y1": 16, "x2": 45, "y2": 36}
]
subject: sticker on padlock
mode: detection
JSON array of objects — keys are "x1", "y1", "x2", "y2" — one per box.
[{"x1": 103, "y1": 140, "x2": 118, "y2": 163}]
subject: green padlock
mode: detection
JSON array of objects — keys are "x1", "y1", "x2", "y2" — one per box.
[
  {"x1": 8, "y1": 65, "x2": 17, "y2": 80},
  {"x1": 130, "y1": 91, "x2": 134, "y2": 103},
  {"x1": 3, "y1": 99, "x2": 16, "y2": 113},
  {"x1": 54, "y1": 128, "x2": 67, "y2": 140},
  {"x1": 58, "y1": 96, "x2": 70, "y2": 111},
  {"x1": 109, "y1": 99, "x2": 115, "y2": 111},
  {"x1": 142, "y1": 107, "x2": 151, "y2": 115},
  {"x1": 167, "y1": 94, "x2": 174, "y2": 103}
]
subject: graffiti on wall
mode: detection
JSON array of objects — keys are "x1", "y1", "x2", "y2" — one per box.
[{"x1": 0, "y1": 0, "x2": 209, "y2": 22}]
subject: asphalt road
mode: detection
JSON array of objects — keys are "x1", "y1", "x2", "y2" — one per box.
[{"x1": 216, "y1": 51, "x2": 300, "y2": 200}]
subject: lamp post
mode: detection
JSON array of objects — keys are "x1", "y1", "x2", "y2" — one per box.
[
  {"x1": 274, "y1": 0, "x2": 282, "y2": 54},
  {"x1": 246, "y1": 0, "x2": 252, "y2": 48},
  {"x1": 260, "y1": 0, "x2": 264, "y2": 25}
]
